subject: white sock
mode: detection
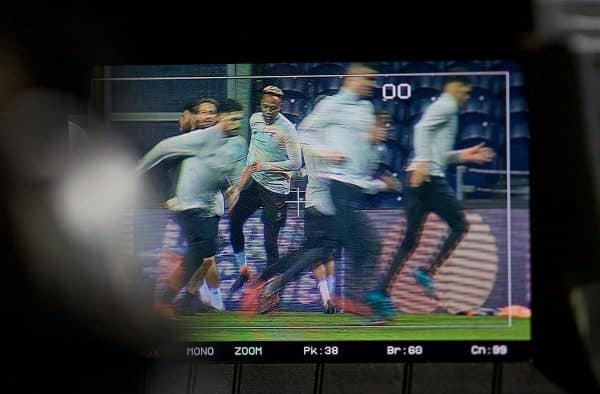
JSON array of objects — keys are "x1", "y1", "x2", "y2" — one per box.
[
  {"x1": 318, "y1": 279, "x2": 331, "y2": 306},
  {"x1": 198, "y1": 280, "x2": 210, "y2": 304},
  {"x1": 326, "y1": 275, "x2": 335, "y2": 296},
  {"x1": 209, "y1": 287, "x2": 224, "y2": 311}
]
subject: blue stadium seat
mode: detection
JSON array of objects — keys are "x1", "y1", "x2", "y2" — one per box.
[
  {"x1": 387, "y1": 121, "x2": 404, "y2": 147},
  {"x1": 469, "y1": 75, "x2": 506, "y2": 96},
  {"x1": 509, "y1": 113, "x2": 529, "y2": 171},
  {"x1": 263, "y1": 63, "x2": 312, "y2": 96},
  {"x1": 377, "y1": 142, "x2": 396, "y2": 171},
  {"x1": 444, "y1": 60, "x2": 489, "y2": 71},
  {"x1": 491, "y1": 60, "x2": 520, "y2": 71},
  {"x1": 309, "y1": 63, "x2": 345, "y2": 76},
  {"x1": 400, "y1": 63, "x2": 444, "y2": 92},
  {"x1": 293, "y1": 63, "x2": 312, "y2": 73},
  {"x1": 309, "y1": 63, "x2": 346, "y2": 74},
  {"x1": 406, "y1": 88, "x2": 441, "y2": 121},
  {"x1": 510, "y1": 87, "x2": 529, "y2": 113},
  {"x1": 461, "y1": 88, "x2": 505, "y2": 122},
  {"x1": 510, "y1": 138, "x2": 530, "y2": 172},
  {"x1": 490, "y1": 77, "x2": 507, "y2": 96},
  {"x1": 395, "y1": 61, "x2": 412, "y2": 69},
  {"x1": 410, "y1": 87, "x2": 442, "y2": 100},
  {"x1": 373, "y1": 61, "x2": 408, "y2": 73},
  {"x1": 491, "y1": 60, "x2": 524, "y2": 93},
  {"x1": 458, "y1": 115, "x2": 494, "y2": 147},
  {"x1": 509, "y1": 71, "x2": 525, "y2": 88},
  {"x1": 372, "y1": 63, "x2": 394, "y2": 89},
  {"x1": 309, "y1": 63, "x2": 345, "y2": 96},
  {"x1": 265, "y1": 64, "x2": 299, "y2": 75},
  {"x1": 509, "y1": 112, "x2": 529, "y2": 139},
  {"x1": 462, "y1": 156, "x2": 501, "y2": 198},
  {"x1": 406, "y1": 75, "x2": 445, "y2": 90},
  {"x1": 407, "y1": 99, "x2": 433, "y2": 121},
  {"x1": 373, "y1": 98, "x2": 408, "y2": 123},
  {"x1": 392, "y1": 148, "x2": 405, "y2": 173},
  {"x1": 474, "y1": 60, "x2": 494, "y2": 70},
  {"x1": 460, "y1": 112, "x2": 491, "y2": 126},
  {"x1": 398, "y1": 119, "x2": 417, "y2": 153},
  {"x1": 402, "y1": 62, "x2": 438, "y2": 72},
  {"x1": 281, "y1": 90, "x2": 310, "y2": 118}
]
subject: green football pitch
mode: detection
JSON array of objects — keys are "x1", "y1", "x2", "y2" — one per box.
[{"x1": 179, "y1": 312, "x2": 530, "y2": 341}]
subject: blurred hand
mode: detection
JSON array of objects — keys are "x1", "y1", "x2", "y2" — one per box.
[
  {"x1": 370, "y1": 126, "x2": 389, "y2": 144},
  {"x1": 247, "y1": 162, "x2": 262, "y2": 173},
  {"x1": 164, "y1": 197, "x2": 181, "y2": 211},
  {"x1": 409, "y1": 161, "x2": 430, "y2": 187},
  {"x1": 225, "y1": 186, "x2": 240, "y2": 214},
  {"x1": 459, "y1": 143, "x2": 495, "y2": 164},
  {"x1": 380, "y1": 172, "x2": 402, "y2": 192}
]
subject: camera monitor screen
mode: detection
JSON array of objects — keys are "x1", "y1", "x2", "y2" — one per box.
[{"x1": 86, "y1": 60, "x2": 531, "y2": 362}]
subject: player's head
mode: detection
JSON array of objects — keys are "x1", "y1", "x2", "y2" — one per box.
[
  {"x1": 218, "y1": 99, "x2": 244, "y2": 135},
  {"x1": 343, "y1": 63, "x2": 377, "y2": 98},
  {"x1": 178, "y1": 103, "x2": 196, "y2": 132},
  {"x1": 261, "y1": 85, "x2": 283, "y2": 125},
  {"x1": 192, "y1": 98, "x2": 219, "y2": 129},
  {"x1": 444, "y1": 70, "x2": 473, "y2": 107}
]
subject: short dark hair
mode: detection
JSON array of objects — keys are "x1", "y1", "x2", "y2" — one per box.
[
  {"x1": 183, "y1": 102, "x2": 196, "y2": 112},
  {"x1": 192, "y1": 98, "x2": 219, "y2": 113},
  {"x1": 218, "y1": 98, "x2": 243, "y2": 114},
  {"x1": 445, "y1": 68, "x2": 473, "y2": 86}
]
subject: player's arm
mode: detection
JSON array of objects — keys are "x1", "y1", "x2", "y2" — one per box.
[
  {"x1": 448, "y1": 142, "x2": 495, "y2": 164},
  {"x1": 250, "y1": 125, "x2": 302, "y2": 172},
  {"x1": 135, "y1": 127, "x2": 220, "y2": 173},
  {"x1": 225, "y1": 166, "x2": 251, "y2": 214},
  {"x1": 223, "y1": 137, "x2": 251, "y2": 213},
  {"x1": 362, "y1": 177, "x2": 400, "y2": 194}
]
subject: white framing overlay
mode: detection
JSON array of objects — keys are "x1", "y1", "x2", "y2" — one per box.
[{"x1": 100, "y1": 70, "x2": 518, "y2": 330}]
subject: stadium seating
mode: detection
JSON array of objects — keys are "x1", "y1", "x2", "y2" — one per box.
[
  {"x1": 470, "y1": 75, "x2": 506, "y2": 96},
  {"x1": 263, "y1": 64, "x2": 311, "y2": 97},
  {"x1": 406, "y1": 88, "x2": 441, "y2": 121},
  {"x1": 509, "y1": 112, "x2": 529, "y2": 139},
  {"x1": 372, "y1": 62, "x2": 394, "y2": 89},
  {"x1": 458, "y1": 114, "x2": 495, "y2": 147},
  {"x1": 444, "y1": 60, "x2": 491, "y2": 71},
  {"x1": 281, "y1": 90, "x2": 310, "y2": 119},
  {"x1": 309, "y1": 63, "x2": 345, "y2": 96},
  {"x1": 386, "y1": 121, "x2": 404, "y2": 147},
  {"x1": 400, "y1": 62, "x2": 444, "y2": 91},
  {"x1": 373, "y1": 98, "x2": 408, "y2": 123},
  {"x1": 509, "y1": 113, "x2": 530, "y2": 171},
  {"x1": 377, "y1": 142, "x2": 396, "y2": 171},
  {"x1": 492, "y1": 60, "x2": 525, "y2": 87},
  {"x1": 510, "y1": 87, "x2": 529, "y2": 113},
  {"x1": 461, "y1": 87, "x2": 505, "y2": 122},
  {"x1": 460, "y1": 112, "x2": 508, "y2": 151},
  {"x1": 398, "y1": 119, "x2": 417, "y2": 153}
]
